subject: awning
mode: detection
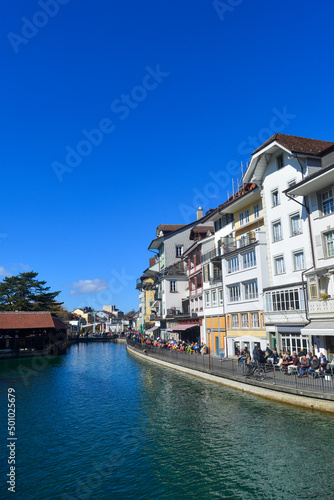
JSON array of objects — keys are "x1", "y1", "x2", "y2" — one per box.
[
  {"x1": 301, "y1": 321, "x2": 334, "y2": 336},
  {"x1": 277, "y1": 325, "x2": 304, "y2": 334},
  {"x1": 146, "y1": 326, "x2": 160, "y2": 333},
  {"x1": 227, "y1": 335, "x2": 266, "y2": 341},
  {"x1": 167, "y1": 324, "x2": 199, "y2": 332}
]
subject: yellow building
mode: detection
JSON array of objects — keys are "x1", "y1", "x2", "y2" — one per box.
[
  {"x1": 206, "y1": 316, "x2": 226, "y2": 356},
  {"x1": 220, "y1": 186, "x2": 268, "y2": 356},
  {"x1": 143, "y1": 277, "x2": 155, "y2": 324}
]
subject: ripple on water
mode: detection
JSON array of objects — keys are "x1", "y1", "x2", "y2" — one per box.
[{"x1": 0, "y1": 343, "x2": 333, "y2": 499}]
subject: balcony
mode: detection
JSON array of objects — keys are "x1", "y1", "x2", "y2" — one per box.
[
  {"x1": 201, "y1": 247, "x2": 219, "y2": 263},
  {"x1": 221, "y1": 232, "x2": 257, "y2": 254},
  {"x1": 308, "y1": 298, "x2": 334, "y2": 319},
  {"x1": 210, "y1": 275, "x2": 222, "y2": 285},
  {"x1": 189, "y1": 287, "x2": 203, "y2": 296},
  {"x1": 239, "y1": 233, "x2": 256, "y2": 248},
  {"x1": 189, "y1": 263, "x2": 202, "y2": 276},
  {"x1": 166, "y1": 308, "x2": 183, "y2": 317}
]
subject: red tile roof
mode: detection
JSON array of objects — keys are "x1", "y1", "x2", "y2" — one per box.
[
  {"x1": 252, "y1": 133, "x2": 334, "y2": 156},
  {"x1": 0, "y1": 312, "x2": 67, "y2": 330},
  {"x1": 156, "y1": 224, "x2": 186, "y2": 236}
]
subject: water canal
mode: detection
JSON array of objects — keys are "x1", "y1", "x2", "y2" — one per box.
[{"x1": 1, "y1": 342, "x2": 333, "y2": 499}]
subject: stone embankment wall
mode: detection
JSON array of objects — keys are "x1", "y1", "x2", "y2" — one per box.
[{"x1": 127, "y1": 344, "x2": 334, "y2": 414}]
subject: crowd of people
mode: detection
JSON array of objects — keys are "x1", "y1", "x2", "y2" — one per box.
[
  {"x1": 128, "y1": 332, "x2": 208, "y2": 354},
  {"x1": 237, "y1": 344, "x2": 334, "y2": 377},
  {"x1": 129, "y1": 333, "x2": 333, "y2": 377}
]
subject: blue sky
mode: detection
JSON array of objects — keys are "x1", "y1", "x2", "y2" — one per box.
[{"x1": 1, "y1": 0, "x2": 333, "y2": 313}]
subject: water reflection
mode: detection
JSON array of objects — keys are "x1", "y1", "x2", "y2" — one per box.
[{"x1": 0, "y1": 343, "x2": 333, "y2": 500}]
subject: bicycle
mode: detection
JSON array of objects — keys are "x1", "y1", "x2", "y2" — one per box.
[{"x1": 244, "y1": 362, "x2": 266, "y2": 381}]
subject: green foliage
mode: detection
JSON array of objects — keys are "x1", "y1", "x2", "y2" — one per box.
[{"x1": 0, "y1": 271, "x2": 63, "y2": 311}]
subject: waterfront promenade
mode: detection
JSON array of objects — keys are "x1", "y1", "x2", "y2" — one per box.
[{"x1": 127, "y1": 340, "x2": 334, "y2": 413}]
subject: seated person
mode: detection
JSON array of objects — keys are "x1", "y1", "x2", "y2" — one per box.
[
  {"x1": 200, "y1": 344, "x2": 207, "y2": 355},
  {"x1": 281, "y1": 354, "x2": 292, "y2": 372},
  {"x1": 319, "y1": 352, "x2": 327, "y2": 371},
  {"x1": 237, "y1": 350, "x2": 247, "y2": 364},
  {"x1": 299, "y1": 356, "x2": 310, "y2": 376},
  {"x1": 306, "y1": 356, "x2": 320, "y2": 376},
  {"x1": 288, "y1": 353, "x2": 299, "y2": 374}
]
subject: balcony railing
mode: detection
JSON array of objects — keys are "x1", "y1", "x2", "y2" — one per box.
[
  {"x1": 210, "y1": 274, "x2": 222, "y2": 285},
  {"x1": 166, "y1": 308, "x2": 183, "y2": 317},
  {"x1": 239, "y1": 234, "x2": 256, "y2": 248},
  {"x1": 201, "y1": 247, "x2": 219, "y2": 263},
  {"x1": 221, "y1": 232, "x2": 257, "y2": 254},
  {"x1": 309, "y1": 298, "x2": 334, "y2": 318}
]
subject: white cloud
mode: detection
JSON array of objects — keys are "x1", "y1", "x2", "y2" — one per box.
[
  {"x1": 19, "y1": 263, "x2": 31, "y2": 271},
  {"x1": 70, "y1": 279, "x2": 109, "y2": 296},
  {"x1": 0, "y1": 266, "x2": 11, "y2": 277}
]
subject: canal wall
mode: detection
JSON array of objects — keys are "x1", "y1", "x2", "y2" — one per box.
[{"x1": 127, "y1": 344, "x2": 334, "y2": 414}]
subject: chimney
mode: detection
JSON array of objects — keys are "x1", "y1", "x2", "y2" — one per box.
[
  {"x1": 149, "y1": 257, "x2": 156, "y2": 267},
  {"x1": 196, "y1": 206, "x2": 203, "y2": 220}
]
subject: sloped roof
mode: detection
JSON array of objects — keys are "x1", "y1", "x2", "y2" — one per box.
[
  {"x1": 156, "y1": 224, "x2": 186, "y2": 237},
  {"x1": 0, "y1": 312, "x2": 67, "y2": 330},
  {"x1": 252, "y1": 133, "x2": 334, "y2": 156}
]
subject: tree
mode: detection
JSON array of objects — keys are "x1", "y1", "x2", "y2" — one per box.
[
  {"x1": 53, "y1": 305, "x2": 71, "y2": 322},
  {"x1": 0, "y1": 271, "x2": 63, "y2": 312}
]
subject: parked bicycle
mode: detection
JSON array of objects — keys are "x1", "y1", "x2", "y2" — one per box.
[{"x1": 244, "y1": 362, "x2": 266, "y2": 381}]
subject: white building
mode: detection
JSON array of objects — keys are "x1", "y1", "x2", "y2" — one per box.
[
  {"x1": 287, "y1": 161, "x2": 334, "y2": 359},
  {"x1": 244, "y1": 133, "x2": 334, "y2": 354}
]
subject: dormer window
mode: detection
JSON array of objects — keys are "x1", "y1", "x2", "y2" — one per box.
[
  {"x1": 175, "y1": 246, "x2": 183, "y2": 257},
  {"x1": 277, "y1": 154, "x2": 283, "y2": 170}
]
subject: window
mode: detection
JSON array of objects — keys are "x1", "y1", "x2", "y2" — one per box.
[
  {"x1": 214, "y1": 218, "x2": 222, "y2": 232},
  {"x1": 277, "y1": 154, "x2": 283, "y2": 169},
  {"x1": 239, "y1": 209, "x2": 250, "y2": 226},
  {"x1": 175, "y1": 246, "x2": 183, "y2": 257},
  {"x1": 321, "y1": 189, "x2": 334, "y2": 216},
  {"x1": 253, "y1": 203, "x2": 260, "y2": 219},
  {"x1": 243, "y1": 249, "x2": 256, "y2": 269},
  {"x1": 219, "y1": 289, "x2": 223, "y2": 305},
  {"x1": 281, "y1": 335, "x2": 308, "y2": 354},
  {"x1": 309, "y1": 283, "x2": 318, "y2": 299},
  {"x1": 265, "y1": 287, "x2": 305, "y2": 312},
  {"x1": 212, "y1": 264, "x2": 222, "y2": 281},
  {"x1": 241, "y1": 313, "x2": 248, "y2": 328},
  {"x1": 251, "y1": 312, "x2": 259, "y2": 328},
  {"x1": 272, "y1": 189, "x2": 280, "y2": 207},
  {"x1": 288, "y1": 179, "x2": 296, "y2": 189},
  {"x1": 274, "y1": 255, "x2": 285, "y2": 275},
  {"x1": 244, "y1": 280, "x2": 258, "y2": 300},
  {"x1": 212, "y1": 291, "x2": 217, "y2": 306},
  {"x1": 290, "y1": 213, "x2": 302, "y2": 236},
  {"x1": 229, "y1": 285, "x2": 240, "y2": 302},
  {"x1": 227, "y1": 256, "x2": 239, "y2": 273},
  {"x1": 325, "y1": 231, "x2": 334, "y2": 257},
  {"x1": 170, "y1": 281, "x2": 176, "y2": 292},
  {"x1": 293, "y1": 251, "x2": 305, "y2": 271},
  {"x1": 272, "y1": 220, "x2": 282, "y2": 242},
  {"x1": 232, "y1": 314, "x2": 239, "y2": 328},
  {"x1": 205, "y1": 292, "x2": 210, "y2": 307}
]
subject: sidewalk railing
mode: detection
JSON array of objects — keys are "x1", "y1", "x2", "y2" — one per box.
[{"x1": 127, "y1": 340, "x2": 334, "y2": 395}]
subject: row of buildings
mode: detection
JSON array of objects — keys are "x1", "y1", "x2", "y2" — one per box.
[
  {"x1": 69, "y1": 305, "x2": 135, "y2": 334},
  {"x1": 136, "y1": 133, "x2": 334, "y2": 359}
]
